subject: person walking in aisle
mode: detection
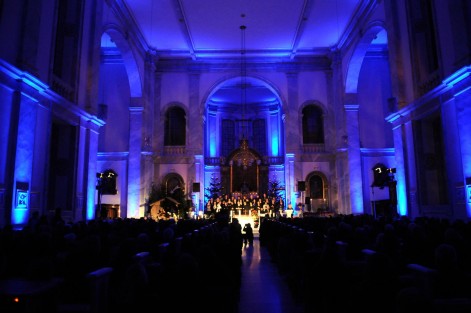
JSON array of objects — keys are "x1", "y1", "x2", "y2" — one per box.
[{"x1": 243, "y1": 223, "x2": 254, "y2": 245}]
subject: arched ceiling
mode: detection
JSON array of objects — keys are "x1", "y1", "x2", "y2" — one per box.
[
  {"x1": 208, "y1": 77, "x2": 279, "y2": 112},
  {"x1": 119, "y1": 0, "x2": 374, "y2": 58},
  {"x1": 107, "y1": 0, "x2": 388, "y2": 109}
]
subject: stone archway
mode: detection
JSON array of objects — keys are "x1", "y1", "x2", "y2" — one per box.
[
  {"x1": 162, "y1": 173, "x2": 185, "y2": 197},
  {"x1": 203, "y1": 75, "x2": 284, "y2": 198}
]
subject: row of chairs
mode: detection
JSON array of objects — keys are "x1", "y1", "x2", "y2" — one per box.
[
  {"x1": 55, "y1": 219, "x2": 242, "y2": 313},
  {"x1": 1, "y1": 218, "x2": 235, "y2": 313},
  {"x1": 259, "y1": 215, "x2": 471, "y2": 313}
]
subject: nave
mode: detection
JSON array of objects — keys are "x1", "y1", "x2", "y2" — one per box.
[{"x1": 237, "y1": 232, "x2": 303, "y2": 313}]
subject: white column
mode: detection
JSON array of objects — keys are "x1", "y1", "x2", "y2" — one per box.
[
  {"x1": 85, "y1": 123, "x2": 101, "y2": 220},
  {"x1": 207, "y1": 111, "x2": 218, "y2": 157},
  {"x1": 75, "y1": 118, "x2": 88, "y2": 221},
  {"x1": 127, "y1": 105, "x2": 143, "y2": 218},
  {"x1": 285, "y1": 73, "x2": 299, "y2": 152},
  {"x1": 268, "y1": 111, "x2": 280, "y2": 156},
  {"x1": 391, "y1": 122, "x2": 407, "y2": 216},
  {"x1": 11, "y1": 87, "x2": 36, "y2": 225},
  {"x1": 344, "y1": 104, "x2": 363, "y2": 214},
  {"x1": 189, "y1": 73, "x2": 203, "y2": 155},
  {"x1": 194, "y1": 155, "x2": 203, "y2": 213},
  {"x1": 285, "y1": 153, "x2": 295, "y2": 207}
]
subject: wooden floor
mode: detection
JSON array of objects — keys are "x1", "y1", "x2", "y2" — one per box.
[{"x1": 237, "y1": 232, "x2": 303, "y2": 313}]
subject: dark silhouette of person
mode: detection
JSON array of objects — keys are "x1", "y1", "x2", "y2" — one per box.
[
  {"x1": 243, "y1": 223, "x2": 254, "y2": 245},
  {"x1": 431, "y1": 243, "x2": 471, "y2": 299},
  {"x1": 52, "y1": 207, "x2": 65, "y2": 225}
]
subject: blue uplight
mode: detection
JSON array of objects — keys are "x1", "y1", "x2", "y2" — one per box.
[
  {"x1": 271, "y1": 136, "x2": 279, "y2": 156},
  {"x1": 209, "y1": 139, "x2": 216, "y2": 157},
  {"x1": 396, "y1": 178, "x2": 407, "y2": 216}
]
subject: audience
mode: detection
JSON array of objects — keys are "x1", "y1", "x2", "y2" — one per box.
[
  {"x1": 0, "y1": 214, "x2": 243, "y2": 313},
  {"x1": 2, "y1": 210, "x2": 471, "y2": 313},
  {"x1": 259, "y1": 214, "x2": 471, "y2": 313}
]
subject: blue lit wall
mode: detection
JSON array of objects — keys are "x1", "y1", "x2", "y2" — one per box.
[
  {"x1": 208, "y1": 113, "x2": 217, "y2": 157},
  {"x1": 461, "y1": 118, "x2": 471, "y2": 218},
  {"x1": 0, "y1": 85, "x2": 13, "y2": 225},
  {"x1": 445, "y1": 68, "x2": 471, "y2": 218},
  {"x1": 12, "y1": 96, "x2": 37, "y2": 225},
  {"x1": 87, "y1": 180, "x2": 97, "y2": 220},
  {"x1": 209, "y1": 139, "x2": 217, "y2": 157},
  {"x1": 396, "y1": 175, "x2": 407, "y2": 216},
  {"x1": 350, "y1": 175, "x2": 364, "y2": 215}
]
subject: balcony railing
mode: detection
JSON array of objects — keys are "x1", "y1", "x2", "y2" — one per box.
[
  {"x1": 263, "y1": 156, "x2": 284, "y2": 165},
  {"x1": 302, "y1": 144, "x2": 325, "y2": 153},
  {"x1": 163, "y1": 146, "x2": 186, "y2": 155},
  {"x1": 205, "y1": 157, "x2": 223, "y2": 165},
  {"x1": 51, "y1": 75, "x2": 75, "y2": 102},
  {"x1": 204, "y1": 155, "x2": 284, "y2": 166}
]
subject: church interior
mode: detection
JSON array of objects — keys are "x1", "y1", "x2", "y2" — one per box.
[
  {"x1": 2, "y1": 0, "x2": 471, "y2": 225},
  {"x1": 1, "y1": 1, "x2": 471, "y2": 312}
]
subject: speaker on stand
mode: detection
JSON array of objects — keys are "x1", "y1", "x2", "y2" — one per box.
[
  {"x1": 297, "y1": 181, "x2": 306, "y2": 213},
  {"x1": 191, "y1": 183, "x2": 201, "y2": 217},
  {"x1": 298, "y1": 181, "x2": 305, "y2": 191}
]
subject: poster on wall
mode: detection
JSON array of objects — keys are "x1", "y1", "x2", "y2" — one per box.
[{"x1": 16, "y1": 190, "x2": 28, "y2": 208}]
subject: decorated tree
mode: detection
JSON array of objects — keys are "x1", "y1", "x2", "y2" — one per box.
[
  {"x1": 205, "y1": 175, "x2": 224, "y2": 202},
  {"x1": 268, "y1": 176, "x2": 285, "y2": 202}
]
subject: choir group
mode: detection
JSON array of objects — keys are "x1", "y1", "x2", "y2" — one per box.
[{"x1": 204, "y1": 193, "x2": 304, "y2": 219}]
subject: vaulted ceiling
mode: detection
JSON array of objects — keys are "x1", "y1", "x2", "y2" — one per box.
[
  {"x1": 110, "y1": 0, "x2": 385, "y2": 108},
  {"x1": 121, "y1": 0, "x2": 375, "y2": 58}
]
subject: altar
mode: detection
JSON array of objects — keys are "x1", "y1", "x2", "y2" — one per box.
[{"x1": 230, "y1": 212, "x2": 260, "y2": 234}]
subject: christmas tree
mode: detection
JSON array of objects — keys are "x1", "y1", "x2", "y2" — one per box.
[
  {"x1": 268, "y1": 176, "x2": 285, "y2": 201},
  {"x1": 205, "y1": 175, "x2": 224, "y2": 202}
]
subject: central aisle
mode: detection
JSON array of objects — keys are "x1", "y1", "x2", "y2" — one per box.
[{"x1": 237, "y1": 233, "x2": 303, "y2": 313}]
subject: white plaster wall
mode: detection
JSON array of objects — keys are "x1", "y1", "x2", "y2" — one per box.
[
  {"x1": 160, "y1": 73, "x2": 190, "y2": 106},
  {"x1": 298, "y1": 71, "x2": 329, "y2": 105},
  {"x1": 99, "y1": 63, "x2": 130, "y2": 153}
]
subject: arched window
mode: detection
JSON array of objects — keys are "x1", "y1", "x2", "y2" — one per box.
[
  {"x1": 252, "y1": 119, "x2": 267, "y2": 156},
  {"x1": 164, "y1": 106, "x2": 186, "y2": 146},
  {"x1": 302, "y1": 105, "x2": 324, "y2": 144},
  {"x1": 221, "y1": 119, "x2": 235, "y2": 157}
]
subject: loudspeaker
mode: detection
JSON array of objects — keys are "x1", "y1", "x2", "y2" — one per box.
[
  {"x1": 305, "y1": 197, "x2": 310, "y2": 204},
  {"x1": 298, "y1": 181, "x2": 305, "y2": 191},
  {"x1": 100, "y1": 170, "x2": 117, "y2": 195},
  {"x1": 192, "y1": 182, "x2": 200, "y2": 192}
]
